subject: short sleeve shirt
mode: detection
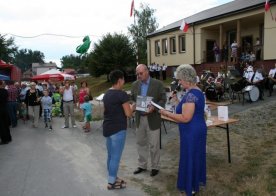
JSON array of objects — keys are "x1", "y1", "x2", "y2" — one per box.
[
  {"x1": 80, "y1": 102, "x2": 92, "y2": 116},
  {"x1": 103, "y1": 89, "x2": 129, "y2": 137}
]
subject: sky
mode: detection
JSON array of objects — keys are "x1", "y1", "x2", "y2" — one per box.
[{"x1": 1, "y1": 0, "x2": 232, "y2": 67}]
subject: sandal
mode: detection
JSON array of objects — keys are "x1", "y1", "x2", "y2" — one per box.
[
  {"x1": 116, "y1": 177, "x2": 126, "y2": 184},
  {"x1": 107, "y1": 180, "x2": 126, "y2": 190}
]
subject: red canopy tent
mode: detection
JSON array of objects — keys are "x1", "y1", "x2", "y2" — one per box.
[
  {"x1": 0, "y1": 60, "x2": 22, "y2": 81},
  {"x1": 32, "y1": 69, "x2": 75, "y2": 81}
]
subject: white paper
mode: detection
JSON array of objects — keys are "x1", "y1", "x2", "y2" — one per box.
[
  {"x1": 150, "y1": 101, "x2": 164, "y2": 110},
  {"x1": 218, "y1": 106, "x2": 229, "y2": 121},
  {"x1": 96, "y1": 93, "x2": 104, "y2": 101},
  {"x1": 206, "y1": 119, "x2": 213, "y2": 126}
]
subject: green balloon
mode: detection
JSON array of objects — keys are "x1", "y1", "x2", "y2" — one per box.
[{"x1": 76, "y1": 36, "x2": 91, "y2": 54}]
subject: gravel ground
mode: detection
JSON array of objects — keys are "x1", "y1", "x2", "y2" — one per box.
[{"x1": 83, "y1": 96, "x2": 276, "y2": 195}]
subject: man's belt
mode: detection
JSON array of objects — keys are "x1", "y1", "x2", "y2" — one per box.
[{"x1": 63, "y1": 100, "x2": 73, "y2": 103}]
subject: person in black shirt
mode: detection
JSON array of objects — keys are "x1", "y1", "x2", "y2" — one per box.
[
  {"x1": 103, "y1": 70, "x2": 135, "y2": 190},
  {"x1": 0, "y1": 80, "x2": 12, "y2": 144},
  {"x1": 25, "y1": 82, "x2": 43, "y2": 128}
]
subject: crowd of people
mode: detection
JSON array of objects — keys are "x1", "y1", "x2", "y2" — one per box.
[
  {"x1": 1, "y1": 62, "x2": 275, "y2": 196},
  {"x1": 101, "y1": 64, "x2": 206, "y2": 196},
  {"x1": 212, "y1": 37, "x2": 262, "y2": 65},
  {"x1": 148, "y1": 62, "x2": 167, "y2": 80},
  {"x1": 0, "y1": 79, "x2": 93, "y2": 138}
]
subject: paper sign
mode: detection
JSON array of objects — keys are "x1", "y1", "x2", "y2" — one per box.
[
  {"x1": 150, "y1": 101, "x2": 164, "y2": 110},
  {"x1": 136, "y1": 96, "x2": 153, "y2": 112},
  {"x1": 218, "y1": 106, "x2": 228, "y2": 121}
]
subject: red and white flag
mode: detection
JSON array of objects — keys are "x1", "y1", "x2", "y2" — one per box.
[
  {"x1": 130, "y1": 0, "x2": 134, "y2": 17},
  {"x1": 180, "y1": 19, "x2": 189, "y2": 32},
  {"x1": 265, "y1": 0, "x2": 270, "y2": 12}
]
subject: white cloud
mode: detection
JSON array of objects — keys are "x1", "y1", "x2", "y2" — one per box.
[{"x1": 0, "y1": 0, "x2": 232, "y2": 66}]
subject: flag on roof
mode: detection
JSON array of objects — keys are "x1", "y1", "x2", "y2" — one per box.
[
  {"x1": 130, "y1": 0, "x2": 134, "y2": 17},
  {"x1": 180, "y1": 19, "x2": 189, "y2": 32},
  {"x1": 265, "y1": 0, "x2": 270, "y2": 12}
]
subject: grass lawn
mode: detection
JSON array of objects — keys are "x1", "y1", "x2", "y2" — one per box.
[
  {"x1": 74, "y1": 75, "x2": 172, "y2": 121},
  {"x1": 75, "y1": 75, "x2": 173, "y2": 97},
  {"x1": 76, "y1": 75, "x2": 276, "y2": 195}
]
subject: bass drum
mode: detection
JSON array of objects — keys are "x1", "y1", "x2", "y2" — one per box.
[
  {"x1": 243, "y1": 85, "x2": 260, "y2": 102},
  {"x1": 205, "y1": 86, "x2": 223, "y2": 101}
]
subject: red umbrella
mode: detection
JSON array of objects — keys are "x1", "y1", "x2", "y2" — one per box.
[{"x1": 32, "y1": 69, "x2": 75, "y2": 81}]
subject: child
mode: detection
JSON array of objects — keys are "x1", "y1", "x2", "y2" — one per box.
[
  {"x1": 41, "y1": 89, "x2": 53, "y2": 130},
  {"x1": 80, "y1": 95, "x2": 92, "y2": 132}
]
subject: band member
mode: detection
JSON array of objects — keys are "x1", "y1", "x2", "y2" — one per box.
[
  {"x1": 268, "y1": 63, "x2": 276, "y2": 97},
  {"x1": 215, "y1": 65, "x2": 226, "y2": 88},
  {"x1": 155, "y1": 64, "x2": 161, "y2": 80},
  {"x1": 243, "y1": 63, "x2": 251, "y2": 78},
  {"x1": 162, "y1": 63, "x2": 167, "y2": 80},
  {"x1": 245, "y1": 66, "x2": 264, "y2": 100}
]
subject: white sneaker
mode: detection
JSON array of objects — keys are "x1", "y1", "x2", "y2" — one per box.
[
  {"x1": 62, "y1": 125, "x2": 68, "y2": 129},
  {"x1": 73, "y1": 125, "x2": 77, "y2": 128}
]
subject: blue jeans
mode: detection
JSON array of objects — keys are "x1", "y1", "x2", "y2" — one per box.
[
  {"x1": 7, "y1": 102, "x2": 18, "y2": 127},
  {"x1": 106, "y1": 130, "x2": 126, "y2": 184}
]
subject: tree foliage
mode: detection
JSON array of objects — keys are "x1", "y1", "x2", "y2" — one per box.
[
  {"x1": 87, "y1": 33, "x2": 136, "y2": 77},
  {"x1": 0, "y1": 34, "x2": 18, "y2": 63},
  {"x1": 14, "y1": 49, "x2": 45, "y2": 71},
  {"x1": 128, "y1": 3, "x2": 158, "y2": 64},
  {"x1": 61, "y1": 54, "x2": 88, "y2": 73}
]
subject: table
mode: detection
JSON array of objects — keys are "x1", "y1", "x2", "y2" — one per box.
[{"x1": 160, "y1": 115, "x2": 239, "y2": 163}]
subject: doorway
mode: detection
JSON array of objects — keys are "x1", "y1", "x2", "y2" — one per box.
[
  {"x1": 241, "y1": 35, "x2": 253, "y2": 53},
  {"x1": 206, "y1": 40, "x2": 215, "y2": 62}
]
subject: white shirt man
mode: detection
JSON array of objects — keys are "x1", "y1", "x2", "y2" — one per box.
[
  {"x1": 60, "y1": 81, "x2": 77, "y2": 128},
  {"x1": 246, "y1": 67, "x2": 264, "y2": 100},
  {"x1": 246, "y1": 70, "x2": 263, "y2": 83},
  {"x1": 162, "y1": 63, "x2": 167, "y2": 80},
  {"x1": 268, "y1": 64, "x2": 276, "y2": 96},
  {"x1": 268, "y1": 64, "x2": 276, "y2": 79}
]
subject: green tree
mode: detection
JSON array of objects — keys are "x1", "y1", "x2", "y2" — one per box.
[
  {"x1": 14, "y1": 49, "x2": 45, "y2": 71},
  {"x1": 0, "y1": 34, "x2": 18, "y2": 63},
  {"x1": 128, "y1": 3, "x2": 158, "y2": 64},
  {"x1": 61, "y1": 54, "x2": 88, "y2": 73},
  {"x1": 87, "y1": 33, "x2": 136, "y2": 77}
]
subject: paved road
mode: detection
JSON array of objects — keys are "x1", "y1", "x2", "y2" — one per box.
[
  {"x1": 0, "y1": 92, "x2": 275, "y2": 196},
  {"x1": 0, "y1": 116, "x2": 145, "y2": 196}
]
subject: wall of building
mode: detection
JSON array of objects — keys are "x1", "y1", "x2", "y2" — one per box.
[
  {"x1": 148, "y1": 5, "x2": 276, "y2": 75},
  {"x1": 148, "y1": 30, "x2": 195, "y2": 66},
  {"x1": 264, "y1": 4, "x2": 276, "y2": 60}
]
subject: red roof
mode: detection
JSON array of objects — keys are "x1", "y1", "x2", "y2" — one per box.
[{"x1": 0, "y1": 60, "x2": 12, "y2": 68}]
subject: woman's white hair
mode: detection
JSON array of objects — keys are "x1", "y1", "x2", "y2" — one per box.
[{"x1": 175, "y1": 64, "x2": 197, "y2": 84}]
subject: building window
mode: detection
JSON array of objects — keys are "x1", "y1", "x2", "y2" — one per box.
[
  {"x1": 179, "y1": 35, "x2": 186, "y2": 53},
  {"x1": 162, "y1": 39, "x2": 168, "y2": 55},
  {"x1": 155, "y1": 40, "x2": 160, "y2": 56},
  {"x1": 170, "y1": 37, "x2": 176, "y2": 54}
]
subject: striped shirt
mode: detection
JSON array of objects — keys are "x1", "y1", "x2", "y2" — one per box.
[{"x1": 7, "y1": 85, "x2": 19, "y2": 102}]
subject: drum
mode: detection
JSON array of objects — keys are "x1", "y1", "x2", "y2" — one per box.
[
  {"x1": 205, "y1": 86, "x2": 224, "y2": 101},
  {"x1": 243, "y1": 85, "x2": 260, "y2": 102},
  {"x1": 206, "y1": 76, "x2": 215, "y2": 85},
  {"x1": 215, "y1": 76, "x2": 224, "y2": 87}
]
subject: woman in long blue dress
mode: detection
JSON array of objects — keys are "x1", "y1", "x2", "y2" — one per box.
[{"x1": 160, "y1": 64, "x2": 207, "y2": 196}]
